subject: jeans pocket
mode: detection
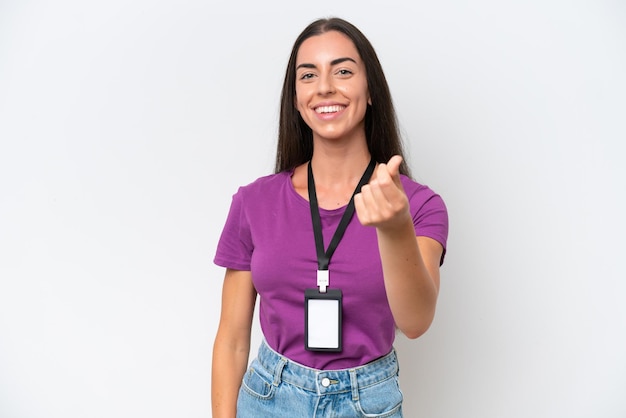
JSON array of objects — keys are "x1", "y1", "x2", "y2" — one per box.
[
  {"x1": 356, "y1": 375, "x2": 403, "y2": 417},
  {"x1": 240, "y1": 363, "x2": 276, "y2": 400}
]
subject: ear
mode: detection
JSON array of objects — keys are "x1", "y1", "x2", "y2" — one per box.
[{"x1": 367, "y1": 91, "x2": 372, "y2": 106}]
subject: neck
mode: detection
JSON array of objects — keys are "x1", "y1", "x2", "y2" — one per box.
[
  {"x1": 310, "y1": 149, "x2": 371, "y2": 188},
  {"x1": 307, "y1": 150, "x2": 372, "y2": 209},
  {"x1": 309, "y1": 134, "x2": 371, "y2": 187}
]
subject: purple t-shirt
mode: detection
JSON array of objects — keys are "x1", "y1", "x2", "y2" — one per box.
[{"x1": 214, "y1": 170, "x2": 448, "y2": 370}]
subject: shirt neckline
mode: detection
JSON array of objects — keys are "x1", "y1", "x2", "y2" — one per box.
[{"x1": 285, "y1": 169, "x2": 348, "y2": 215}]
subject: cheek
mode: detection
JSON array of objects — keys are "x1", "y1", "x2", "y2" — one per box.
[
  {"x1": 295, "y1": 97, "x2": 305, "y2": 113},
  {"x1": 294, "y1": 88, "x2": 306, "y2": 112},
  {"x1": 340, "y1": 84, "x2": 368, "y2": 101}
]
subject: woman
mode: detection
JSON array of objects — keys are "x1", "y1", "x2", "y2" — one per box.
[{"x1": 212, "y1": 17, "x2": 448, "y2": 417}]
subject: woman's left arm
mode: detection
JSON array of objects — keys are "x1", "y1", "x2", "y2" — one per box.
[{"x1": 354, "y1": 156, "x2": 444, "y2": 339}]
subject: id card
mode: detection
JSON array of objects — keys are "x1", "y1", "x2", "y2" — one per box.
[{"x1": 305, "y1": 288, "x2": 342, "y2": 352}]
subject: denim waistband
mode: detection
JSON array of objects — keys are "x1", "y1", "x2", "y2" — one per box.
[{"x1": 254, "y1": 340, "x2": 399, "y2": 397}]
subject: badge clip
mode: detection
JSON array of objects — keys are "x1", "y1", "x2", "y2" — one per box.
[{"x1": 317, "y1": 270, "x2": 329, "y2": 293}]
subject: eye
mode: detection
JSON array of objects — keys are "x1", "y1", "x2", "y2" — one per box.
[
  {"x1": 299, "y1": 72, "x2": 316, "y2": 81},
  {"x1": 336, "y1": 69, "x2": 353, "y2": 77}
]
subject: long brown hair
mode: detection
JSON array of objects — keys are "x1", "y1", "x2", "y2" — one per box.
[{"x1": 274, "y1": 17, "x2": 410, "y2": 177}]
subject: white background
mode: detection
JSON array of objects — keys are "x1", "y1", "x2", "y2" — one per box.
[{"x1": 1, "y1": 1, "x2": 625, "y2": 417}]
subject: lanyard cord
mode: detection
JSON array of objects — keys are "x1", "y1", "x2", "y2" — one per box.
[{"x1": 308, "y1": 158, "x2": 377, "y2": 271}]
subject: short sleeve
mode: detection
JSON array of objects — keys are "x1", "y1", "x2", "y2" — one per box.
[
  {"x1": 213, "y1": 188, "x2": 254, "y2": 271},
  {"x1": 407, "y1": 185, "x2": 449, "y2": 265}
]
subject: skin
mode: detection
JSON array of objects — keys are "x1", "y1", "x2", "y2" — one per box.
[
  {"x1": 212, "y1": 269, "x2": 256, "y2": 417},
  {"x1": 212, "y1": 30, "x2": 444, "y2": 417}
]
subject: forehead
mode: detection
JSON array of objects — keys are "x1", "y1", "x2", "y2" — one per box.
[{"x1": 296, "y1": 31, "x2": 361, "y2": 64}]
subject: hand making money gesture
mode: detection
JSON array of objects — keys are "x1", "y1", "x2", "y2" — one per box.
[{"x1": 354, "y1": 155, "x2": 412, "y2": 230}]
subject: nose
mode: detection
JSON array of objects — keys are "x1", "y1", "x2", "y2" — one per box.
[{"x1": 317, "y1": 72, "x2": 335, "y2": 96}]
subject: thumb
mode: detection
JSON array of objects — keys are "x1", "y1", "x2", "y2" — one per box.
[{"x1": 386, "y1": 155, "x2": 403, "y2": 184}]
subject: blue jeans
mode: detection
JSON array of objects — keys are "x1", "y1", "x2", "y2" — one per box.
[{"x1": 236, "y1": 341, "x2": 403, "y2": 417}]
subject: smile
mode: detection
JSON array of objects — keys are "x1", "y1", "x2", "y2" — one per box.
[{"x1": 315, "y1": 105, "x2": 346, "y2": 114}]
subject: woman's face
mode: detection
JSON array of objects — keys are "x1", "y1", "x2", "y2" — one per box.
[{"x1": 294, "y1": 31, "x2": 370, "y2": 143}]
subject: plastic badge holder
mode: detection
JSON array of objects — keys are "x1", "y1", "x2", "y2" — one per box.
[{"x1": 305, "y1": 288, "x2": 342, "y2": 352}]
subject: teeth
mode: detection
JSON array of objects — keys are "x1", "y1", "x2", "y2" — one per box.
[{"x1": 315, "y1": 105, "x2": 344, "y2": 114}]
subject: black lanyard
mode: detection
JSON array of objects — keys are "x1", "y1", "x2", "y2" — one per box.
[{"x1": 307, "y1": 158, "x2": 377, "y2": 272}]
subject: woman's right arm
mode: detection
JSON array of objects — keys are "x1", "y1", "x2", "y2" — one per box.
[{"x1": 212, "y1": 268, "x2": 257, "y2": 418}]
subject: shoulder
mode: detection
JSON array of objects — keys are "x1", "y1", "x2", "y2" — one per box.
[
  {"x1": 400, "y1": 175, "x2": 446, "y2": 210},
  {"x1": 234, "y1": 171, "x2": 293, "y2": 200},
  {"x1": 400, "y1": 175, "x2": 449, "y2": 262}
]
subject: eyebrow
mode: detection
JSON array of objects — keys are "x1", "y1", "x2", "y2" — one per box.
[{"x1": 296, "y1": 57, "x2": 357, "y2": 70}]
